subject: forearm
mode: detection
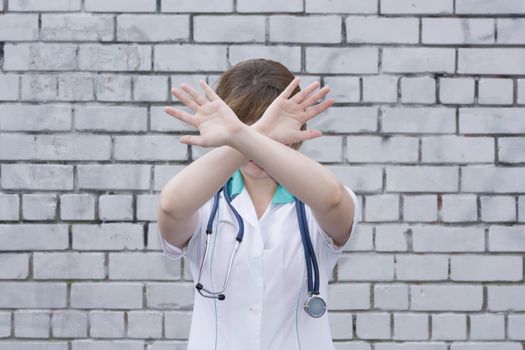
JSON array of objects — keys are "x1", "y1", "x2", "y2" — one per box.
[
  {"x1": 159, "y1": 126, "x2": 259, "y2": 218},
  {"x1": 228, "y1": 124, "x2": 342, "y2": 213}
]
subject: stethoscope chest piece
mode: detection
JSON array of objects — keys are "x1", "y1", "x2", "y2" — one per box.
[{"x1": 304, "y1": 293, "x2": 326, "y2": 318}]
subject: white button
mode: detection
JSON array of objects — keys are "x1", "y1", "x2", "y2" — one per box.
[{"x1": 250, "y1": 305, "x2": 261, "y2": 315}]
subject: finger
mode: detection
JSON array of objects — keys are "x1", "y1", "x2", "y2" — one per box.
[
  {"x1": 278, "y1": 76, "x2": 301, "y2": 100},
  {"x1": 171, "y1": 87, "x2": 200, "y2": 112},
  {"x1": 290, "y1": 80, "x2": 320, "y2": 104},
  {"x1": 164, "y1": 106, "x2": 196, "y2": 127},
  {"x1": 180, "y1": 82, "x2": 210, "y2": 106},
  {"x1": 303, "y1": 97, "x2": 335, "y2": 121},
  {"x1": 300, "y1": 85, "x2": 330, "y2": 109},
  {"x1": 199, "y1": 80, "x2": 221, "y2": 101},
  {"x1": 297, "y1": 129, "x2": 323, "y2": 141},
  {"x1": 180, "y1": 134, "x2": 206, "y2": 147}
]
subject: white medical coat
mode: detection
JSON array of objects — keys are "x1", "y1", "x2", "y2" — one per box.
[{"x1": 159, "y1": 180, "x2": 360, "y2": 350}]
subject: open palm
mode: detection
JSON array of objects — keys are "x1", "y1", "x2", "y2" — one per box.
[{"x1": 254, "y1": 77, "x2": 335, "y2": 146}]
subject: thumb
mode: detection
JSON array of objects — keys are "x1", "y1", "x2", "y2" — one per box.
[
  {"x1": 298, "y1": 129, "x2": 322, "y2": 141},
  {"x1": 180, "y1": 135, "x2": 205, "y2": 147}
]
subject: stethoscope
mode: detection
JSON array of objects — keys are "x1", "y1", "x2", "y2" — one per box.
[{"x1": 194, "y1": 177, "x2": 327, "y2": 318}]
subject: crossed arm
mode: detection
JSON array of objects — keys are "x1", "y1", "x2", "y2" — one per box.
[{"x1": 158, "y1": 80, "x2": 356, "y2": 249}]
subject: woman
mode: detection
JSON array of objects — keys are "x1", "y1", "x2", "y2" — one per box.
[{"x1": 157, "y1": 59, "x2": 360, "y2": 350}]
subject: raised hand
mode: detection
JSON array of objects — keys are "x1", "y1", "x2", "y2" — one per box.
[
  {"x1": 253, "y1": 77, "x2": 334, "y2": 146},
  {"x1": 164, "y1": 80, "x2": 243, "y2": 148}
]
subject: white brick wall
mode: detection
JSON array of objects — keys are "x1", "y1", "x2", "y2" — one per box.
[{"x1": 0, "y1": 0, "x2": 523, "y2": 348}]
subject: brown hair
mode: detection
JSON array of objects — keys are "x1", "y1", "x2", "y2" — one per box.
[{"x1": 213, "y1": 58, "x2": 307, "y2": 151}]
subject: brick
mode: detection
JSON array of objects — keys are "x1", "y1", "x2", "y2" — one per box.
[
  {"x1": 413, "y1": 226, "x2": 484, "y2": 252},
  {"x1": 382, "y1": 107, "x2": 456, "y2": 134},
  {"x1": 518, "y1": 79, "x2": 525, "y2": 104},
  {"x1": 347, "y1": 136, "x2": 418, "y2": 162},
  {"x1": 422, "y1": 18, "x2": 494, "y2": 44},
  {"x1": 41, "y1": 14, "x2": 113, "y2": 41},
  {"x1": 375, "y1": 224, "x2": 410, "y2": 251},
  {"x1": 146, "y1": 282, "x2": 195, "y2": 309},
  {"x1": 71, "y1": 340, "x2": 144, "y2": 349},
  {"x1": 439, "y1": 77, "x2": 475, "y2": 104},
  {"x1": 393, "y1": 313, "x2": 429, "y2": 340},
  {"x1": 298, "y1": 136, "x2": 343, "y2": 162},
  {"x1": 456, "y1": 0, "x2": 525, "y2": 14},
  {"x1": 95, "y1": 75, "x2": 132, "y2": 101},
  {"x1": 9, "y1": 0, "x2": 81, "y2": 11},
  {"x1": 1, "y1": 164, "x2": 74, "y2": 190},
  {"x1": 362, "y1": 75, "x2": 398, "y2": 102},
  {"x1": 381, "y1": 0, "x2": 453, "y2": 14},
  {"x1": 153, "y1": 165, "x2": 185, "y2": 192},
  {"x1": 22, "y1": 194, "x2": 58, "y2": 221},
  {"x1": 162, "y1": 0, "x2": 233, "y2": 12},
  {"x1": 72, "y1": 223, "x2": 144, "y2": 250},
  {"x1": 421, "y1": 135, "x2": 494, "y2": 163},
  {"x1": 60, "y1": 194, "x2": 96, "y2": 221},
  {"x1": 109, "y1": 252, "x2": 181, "y2": 280},
  {"x1": 58, "y1": 74, "x2": 95, "y2": 101},
  {"x1": 0, "y1": 282, "x2": 67, "y2": 308},
  {"x1": 432, "y1": 313, "x2": 467, "y2": 340},
  {"x1": 499, "y1": 137, "x2": 525, "y2": 163},
  {"x1": 306, "y1": 47, "x2": 378, "y2": 73},
  {"x1": 346, "y1": 17, "x2": 418, "y2": 43},
  {"x1": 478, "y1": 78, "x2": 513, "y2": 105},
  {"x1": 77, "y1": 164, "x2": 150, "y2": 190},
  {"x1": 306, "y1": 0, "x2": 377, "y2": 13},
  {"x1": 411, "y1": 284, "x2": 483, "y2": 311},
  {"x1": 0, "y1": 134, "x2": 110, "y2": 161},
  {"x1": 78, "y1": 45, "x2": 152, "y2": 71},
  {"x1": 403, "y1": 195, "x2": 438, "y2": 222},
  {"x1": 238, "y1": 0, "x2": 302, "y2": 12},
  {"x1": 488, "y1": 286, "x2": 525, "y2": 311},
  {"x1": 155, "y1": 45, "x2": 227, "y2": 71},
  {"x1": 127, "y1": 311, "x2": 162, "y2": 339},
  {"x1": 270, "y1": 16, "x2": 341, "y2": 43},
  {"x1": 52, "y1": 311, "x2": 88, "y2": 338},
  {"x1": 310, "y1": 107, "x2": 377, "y2": 133},
  {"x1": 401, "y1": 76, "x2": 436, "y2": 104},
  {"x1": 441, "y1": 194, "x2": 477, "y2": 223},
  {"x1": 0, "y1": 253, "x2": 28, "y2": 279},
  {"x1": 228, "y1": 45, "x2": 301, "y2": 72},
  {"x1": 0, "y1": 194, "x2": 19, "y2": 221},
  {"x1": 0, "y1": 312, "x2": 11, "y2": 337},
  {"x1": 21, "y1": 75, "x2": 58, "y2": 101},
  {"x1": 164, "y1": 311, "x2": 192, "y2": 339},
  {"x1": 460, "y1": 108, "x2": 525, "y2": 134},
  {"x1": 328, "y1": 313, "x2": 353, "y2": 339},
  {"x1": 89, "y1": 311, "x2": 125, "y2": 337},
  {"x1": 322, "y1": 76, "x2": 360, "y2": 103},
  {"x1": 397, "y1": 254, "x2": 447, "y2": 280},
  {"x1": 34, "y1": 253, "x2": 105, "y2": 280},
  {"x1": 458, "y1": 48, "x2": 525, "y2": 75},
  {"x1": 338, "y1": 254, "x2": 394, "y2": 280},
  {"x1": 470, "y1": 314, "x2": 505, "y2": 340},
  {"x1": 366, "y1": 194, "x2": 400, "y2": 221},
  {"x1": 480, "y1": 196, "x2": 516, "y2": 222},
  {"x1": 508, "y1": 315, "x2": 525, "y2": 340},
  {"x1": 489, "y1": 226, "x2": 525, "y2": 252},
  {"x1": 0, "y1": 103, "x2": 71, "y2": 131},
  {"x1": 4, "y1": 44, "x2": 77, "y2": 71},
  {"x1": 328, "y1": 283, "x2": 370, "y2": 310},
  {"x1": 70, "y1": 283, "x2": 143, "y2": 309},
  {"x1": 133, "y1": 76, "x2": 168, "y2": 101},
  {"x1": 497, "y1": 19, "x2": 525, "y2": 44},
  {"x1": 75, "y1": 106, "x2": 147, "y2": 132},
  {"x1": 0, "y1": 14, "x2": 39, "y2": 41},
  {"x1": 114, "y1": 135, "x2": 187, "y2": 161},
  {"x1": 374, "y1": 284, "x2": 409, "y2": 310},
  {"x1": 451, "y1": 255, "x2": 522, "y2": 281},
  {"x1": 463, "y1": 165, "x2": 525, "y2": 192},
  {"x1": 14, "y1": 310, "x2": 50, "y2": 338},
  {"x1": 387, "y1": 166, "x2": 459, "y2": 192},
  {"x1": 0, "y1": 342, "x2": 67, "y2": 349},
  {"x1": 356, "y1": 312, "x2": 390, "y2": 339},
  {"x1": 0, "y1": 224, "x2": 68, "y2": 251},
  {"x1": 383, "y1": 48, "x2": 455, "y2": 73},
  {"x1": 85, "y1": 0, "x2": 156, "y2": 12},
  {"x1": 99, "y1": 195, "x2": 133, "y2": 221},
  {"x1": 0, "y1": 74, "x2": 19, "y2": 101},
  {"x1": 117, "y1": 15, "x2": 189, "y2": 42},
  {"x1": 136, "y1": 194, "x2": 159, "y2": 221}
]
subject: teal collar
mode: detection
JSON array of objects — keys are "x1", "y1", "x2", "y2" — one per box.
[{"x1": 228, "y1": 169, "x2": 295, "y2": 204}]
